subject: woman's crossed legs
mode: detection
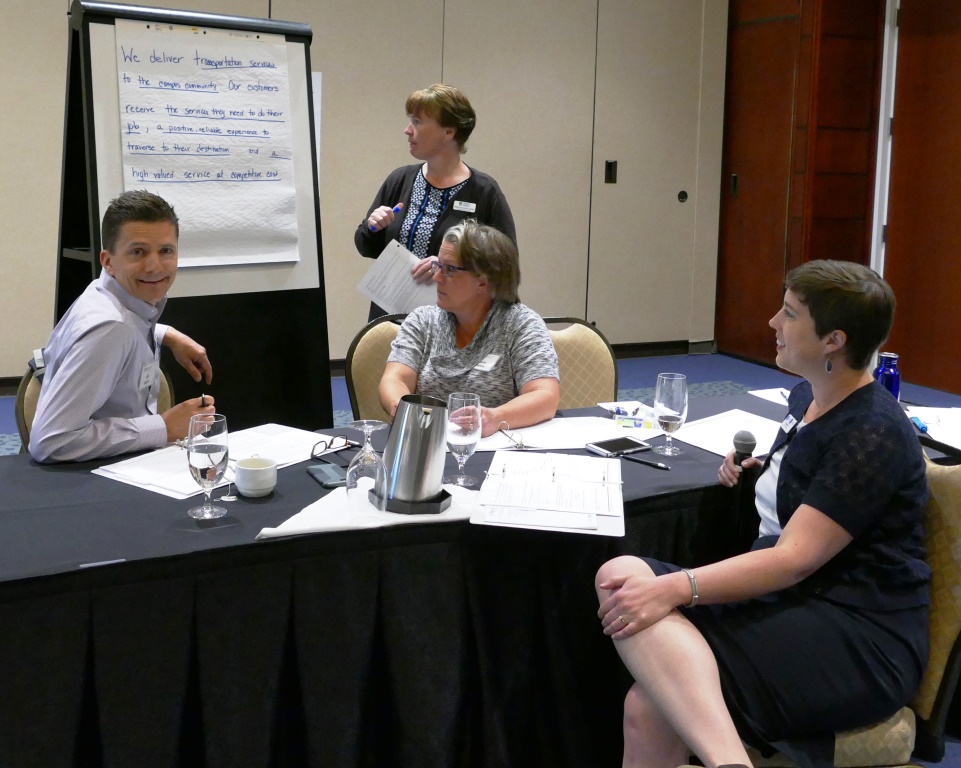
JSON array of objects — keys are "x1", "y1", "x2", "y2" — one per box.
[{"x1": 595, "y1": 556, "x2": 752, "y2": 768}]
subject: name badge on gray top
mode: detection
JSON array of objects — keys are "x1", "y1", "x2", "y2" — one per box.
[{"x1": 474, "y1": 354, "x2": 501, "y2": 372}]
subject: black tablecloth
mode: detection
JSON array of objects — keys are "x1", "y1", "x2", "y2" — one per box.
[{"x1": 0, "y1": 396, "x2": 785, "y2": 768}]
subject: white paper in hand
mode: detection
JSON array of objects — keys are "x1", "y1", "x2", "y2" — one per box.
[{"x1": 357, "y1": 240, "x2": 437, "y2": 314}]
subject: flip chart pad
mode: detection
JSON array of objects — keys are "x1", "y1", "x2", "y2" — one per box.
[{"x1": 115, "y1": 19, "x2": 299, "y2": 266}]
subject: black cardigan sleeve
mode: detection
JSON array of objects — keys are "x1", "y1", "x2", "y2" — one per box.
[{"x1": 354, "y1": 166, "x2": 416, "y2": 259}]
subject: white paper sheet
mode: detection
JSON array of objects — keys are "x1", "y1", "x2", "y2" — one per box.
[
  {"x1": 470, "y1": 451, "x2": 625, "y2": 536},
  {"x1": 481, "y1": 507, "x2": 598, "y2": 530},
  {"x1": 748, "y1": 388, "x2": 792, "y2": 405},
  {"x1": 476, "y1": 416, "x2": 662, "y2": 452},
  {"x1": 356, "y1": 240, "x2": 437, "y2": 314},
  {"x1": 256, "y1": 480, "x2": 475, "y2": 538},
  {"x1": 671, "y1": 409, "x2": 781, "y2": 458},
  {"x1": 905, "y1": 406, "x2": 961, "y2": 451},
  {"x1": 93, "y1": 423, "x2": 327, "y2": 499},
  {"x1": 480, "y1": 452, "x2": 620, "y2": 515},
  {"x1": 115, "y1": 19, "x2": 299, "y2": 267}
]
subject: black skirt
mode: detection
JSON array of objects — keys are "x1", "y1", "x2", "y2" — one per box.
[{"x1": 643, "y1": 558, "x2": 928, "y2": 768}]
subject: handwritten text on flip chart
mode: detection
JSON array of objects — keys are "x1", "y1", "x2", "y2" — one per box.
[{"x1": 115, "y1": 19, "x2": 299, "y2": 266}]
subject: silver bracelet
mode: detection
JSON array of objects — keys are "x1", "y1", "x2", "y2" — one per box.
[{"x1": 681, "y1": 568, "x2": 698, "y2": 608}]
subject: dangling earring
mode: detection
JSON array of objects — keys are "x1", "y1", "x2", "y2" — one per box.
[{"x1": 825, "y1": 357, "x2": 833, "y2": 374}]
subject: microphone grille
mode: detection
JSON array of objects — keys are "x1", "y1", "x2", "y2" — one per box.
[{"x1": 733, "y1": 430, "x2": 757, "y2": 454}]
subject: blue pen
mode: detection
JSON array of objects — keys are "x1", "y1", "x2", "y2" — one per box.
[
  {"x1": 910, "y1": 416, "x2": 928, "y2": 434},
  {"x1": 369, "y1": 204, "x2": 404, "y2": 231}
]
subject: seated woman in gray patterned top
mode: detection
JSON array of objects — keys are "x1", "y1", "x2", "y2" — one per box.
[{"x1": 379, "y1": 219, "x2": 560, "y2": 437}]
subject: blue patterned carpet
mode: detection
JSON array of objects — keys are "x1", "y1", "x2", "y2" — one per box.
[{"x1": 0, "y1": 433, "x2": 21, "y2": 456}]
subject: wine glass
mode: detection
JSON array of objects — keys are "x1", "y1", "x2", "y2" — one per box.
[
  {"x1": 187, "y1": 413, "x2": 229, "y2": 520},
  {"x1": 653, "y1": 373, "x2": 688, "y2": 456},
  {"x1": 444, "y1": 393, "x2": 482, "y2": 486},
  {"x1": 346, "y1": 419, "x2": 388, "y2": 510}
]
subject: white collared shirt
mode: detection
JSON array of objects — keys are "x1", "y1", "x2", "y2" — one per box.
[{"x1": 29, "y1": 271, "x2": 170, "y2": 463}]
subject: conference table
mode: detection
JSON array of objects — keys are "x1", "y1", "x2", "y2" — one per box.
[{"x1": 0, "y1": 395, "x2": 784, "y2": 768}]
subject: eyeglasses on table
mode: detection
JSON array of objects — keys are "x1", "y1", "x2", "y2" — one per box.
[{"x1": 311, "y1": 435, "x2": 360, "y2": 462}]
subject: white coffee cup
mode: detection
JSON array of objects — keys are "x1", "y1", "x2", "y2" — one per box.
[{"x1": 234, "y1": 457, "x2": 278, "y2": 498}]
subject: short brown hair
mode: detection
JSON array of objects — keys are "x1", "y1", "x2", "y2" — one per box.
[
  {"x1": 443, "y1": 219, "x2": 520, "y2": 303},
  {"x1": 405, "y1": 84, "x2": 476, "y2": 153},
  {"x1": 102, "y1": 190, "x2": 179, "y2": 252},
  {"x1": 785, "y1": 259, "x2": 896, "y2": 370}
]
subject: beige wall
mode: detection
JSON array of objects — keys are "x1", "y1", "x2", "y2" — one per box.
[
  {"x1": 2, "y1": 1, "x2": 70, "y2": 377},
  {"x1": 442, "y1": 0, "x2": 598, "y2": 322},
  {"x1": 0, "y1": 0, "x2": 726, "y2": 376},
  {"x1": 275, "y1": 0, "x2": 445, "y2": 358}
]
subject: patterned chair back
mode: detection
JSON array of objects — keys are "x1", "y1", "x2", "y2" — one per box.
[
  {"x1": 544, "y1": 317, "x2": 618, "y2": 410},
  {"x1": 345, "y1": 315, "x2": 405, "y2": 421}
]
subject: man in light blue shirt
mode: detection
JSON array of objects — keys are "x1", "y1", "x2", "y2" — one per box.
[{"x1": 30, "y1": 190, "x2": 215, "y2": 463}]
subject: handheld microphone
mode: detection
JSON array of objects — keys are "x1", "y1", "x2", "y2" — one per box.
[{"x1": 733, "y1": 430, "x2": 757, "y2": 466}]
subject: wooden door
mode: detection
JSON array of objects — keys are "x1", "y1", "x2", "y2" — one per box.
[
  {"x1": 715, "y1": 4, "x2": 800, "y2": 363},
  {"x1": 882, "y1": 0, "x2": 961, "y2": 394}
]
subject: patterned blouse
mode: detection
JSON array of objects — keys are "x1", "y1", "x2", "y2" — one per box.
[{"x1": 399, "y1": 169, "x2": 468, "y2": 258}]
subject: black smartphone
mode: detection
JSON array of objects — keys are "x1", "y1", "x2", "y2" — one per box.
[
  {"x1": 307, "y1": 463, "x2": 348, "y2": 488},
  {"x1": 584, "y1": 435, "x2": 652, "y2": 457}
]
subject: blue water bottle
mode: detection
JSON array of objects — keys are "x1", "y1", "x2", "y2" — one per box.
[{"x1": 874, "y1": 352, "x2": 901, "y2": 401}]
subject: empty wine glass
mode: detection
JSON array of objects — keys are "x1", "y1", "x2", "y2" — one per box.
[
  {"x1": 187, "y1": 413, "x2": 229, "y2": 519},
  {"x1": 653, "y1": 373, "x2": 688, "y2": 456},
  {"x1": 444, "y1": 392, "x2": 482, "y2": 486},
  {"x1": 346, "y1": 419, "x2": 388, "y2": 510}
]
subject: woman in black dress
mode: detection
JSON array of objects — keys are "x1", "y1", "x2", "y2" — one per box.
[{"x1": 595, "y1": 260, "x2": 930, "y2": 768}]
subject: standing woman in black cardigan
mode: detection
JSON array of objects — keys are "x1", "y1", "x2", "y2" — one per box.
[{"x1": 354, "y1": 84, "x2": 516, "y2": 321}]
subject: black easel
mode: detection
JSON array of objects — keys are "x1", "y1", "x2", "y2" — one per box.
[{"x1": 56, "y1": 0, "x2": 332, "y2": 430}]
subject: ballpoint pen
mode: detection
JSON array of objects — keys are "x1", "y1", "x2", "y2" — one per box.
[
  {"x1": 910, "y1": 416, "x2": 928, "y2": 434},
  {"x1": 622, "y1": 454, "x2": 671, "y2": 471}
]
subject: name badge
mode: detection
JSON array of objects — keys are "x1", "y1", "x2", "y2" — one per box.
[
  {"x1": 474, "y1": 354, "x2": 501, "y2": 372},
  {"x1": 780, "y1": 414, "x2": 797, "y2": 433},
  {"x1": 453, "y1": 200, "x2": 477, "y2": 213},
  {"x1": 139, "y1": 361, "x2": 159, "y2": 392}
]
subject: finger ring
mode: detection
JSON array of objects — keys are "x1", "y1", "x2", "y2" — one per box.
[{"x1": 619, "y1": 615, "x2": 627, "y2": 625}]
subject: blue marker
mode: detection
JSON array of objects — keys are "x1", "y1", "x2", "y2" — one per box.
[
  {"x1": 369, "y1": 204, "x2": 404, "y2": 231},
  {"x1": 910, "y1": 416, "x2": 928, "y2": 434}
]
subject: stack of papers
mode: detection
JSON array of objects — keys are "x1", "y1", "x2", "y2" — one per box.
[
  {"x1": 357, "y1": 239, "x2": 436, "y2": 314},
  {"x1": 905, "y1": 406, "x2": 961, "y2": 453},
  {"x1": 470, "y1": 451, "x2": 625, "y2": 536},
  {"x1": 93, "y1": 423, "x2": 326, "y2": 499}
]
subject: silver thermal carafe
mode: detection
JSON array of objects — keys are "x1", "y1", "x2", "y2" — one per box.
[{"x1": 375, "y1": 394, "x2": 449, "y2": 511}]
